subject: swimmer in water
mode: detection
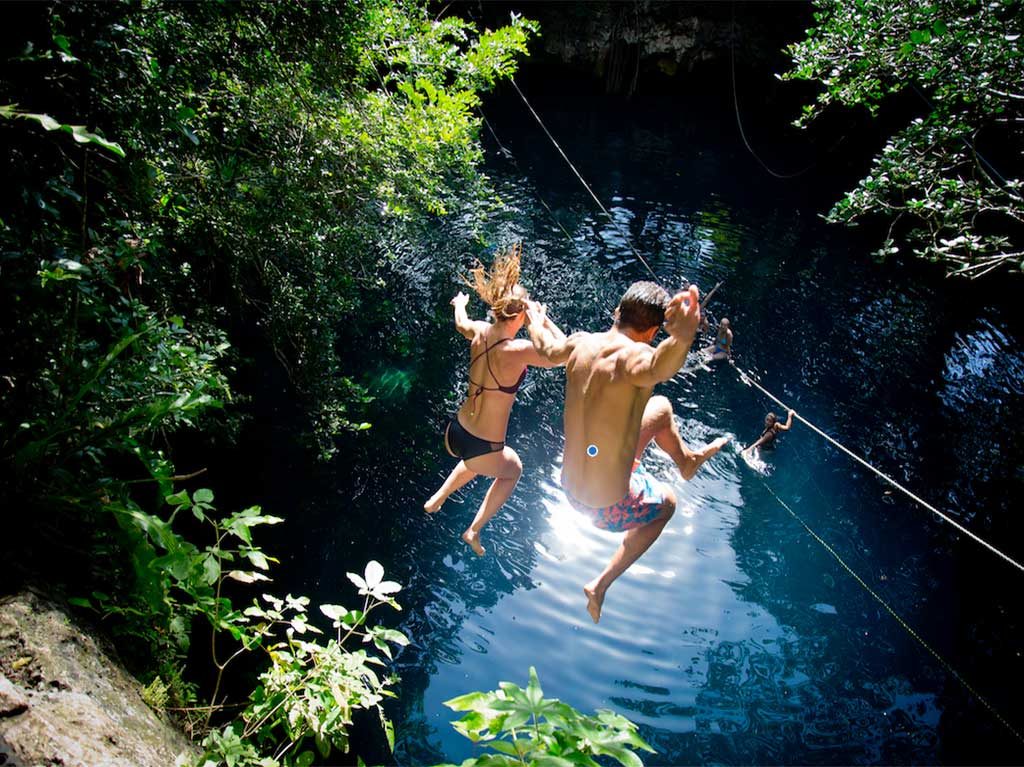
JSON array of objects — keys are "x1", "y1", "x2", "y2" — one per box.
[
  {"x1": 424, "y1": 244, "x2": 566, "y2": 557},
  {"x1": 743, "y1": 410, "x2": 794, "y2": 456},
  {"x1": 527, "y1": 282, "x2": 730, "y2": 623},
  {"x1": 702, "y1": 317, "x2": 733, "y2": 360}
]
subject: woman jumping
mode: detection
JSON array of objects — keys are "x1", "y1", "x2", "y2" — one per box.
[{"x1": 424, "y1": 244, "x2": 564, "y2": 556}]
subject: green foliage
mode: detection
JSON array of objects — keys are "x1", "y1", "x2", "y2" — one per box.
[
  {"x1": 187, "y1": 556, "x2": 408, "y2": 766},
  {"x1": 784, "y1": 0, "x2": 1023, "y2": 277},
  {"x1": 0, "y1": 1, "x2": 532, "y2": 761},
  {"x1": 81, "y1": 478, "x2": 408, "y2": 765},
  {"x1": 441, "y1": 668, "x2": 655, "y2": 767},
  {"x1": 142, "y1": 675, "x2": 171, "y2": 711},
  {"x1": 83, "y1": 0, "x2": 535, "y2": 455},
  {"x1": 0, "y1": 104, "x2": 125, "y2": 156}
]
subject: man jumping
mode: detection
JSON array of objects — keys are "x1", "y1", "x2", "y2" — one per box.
[{"x1": 527, "y1": 282, "x2": 729, "y2": 623}]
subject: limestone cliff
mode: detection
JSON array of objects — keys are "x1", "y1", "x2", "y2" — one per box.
[{"x1": 0, "y1": 592, "x2": 197, "y2": 767}]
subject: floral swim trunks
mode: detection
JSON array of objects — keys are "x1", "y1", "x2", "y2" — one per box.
[{"x1": 566, "y1": 462, "x2": 669, "y2": 533}]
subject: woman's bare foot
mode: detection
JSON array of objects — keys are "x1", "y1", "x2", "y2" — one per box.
[
  {"x1": 423, "y1": 494, "x2": 445, "y2": 514},
  {"x1": 583, "y1": 582, "x2": 604, "y2": 624},
  {"x1": 462, "y1": 529, "x2": 485, "y2": 556}
]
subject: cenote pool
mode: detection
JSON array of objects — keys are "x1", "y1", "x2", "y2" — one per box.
[{"x1": 232, "y1": 79, "x2": 1024, "y2": 764}]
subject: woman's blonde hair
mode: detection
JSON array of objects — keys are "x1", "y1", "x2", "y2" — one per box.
[{"x1": 465, "y1": 243, "x2": 528, "y2": 321}]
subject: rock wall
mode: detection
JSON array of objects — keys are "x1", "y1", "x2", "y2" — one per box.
[
  {"x1": 479, "y1": 1, "x2": 809, "y2": 96},
  {"x1": 0, "y1": 592, "x2": 197, "y2": 767}
]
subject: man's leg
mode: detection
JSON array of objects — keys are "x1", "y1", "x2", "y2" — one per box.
[
  {"x1": 635, "y1": 395, "x2": 730, "y2": 481},
  {"x1": 424, "y1": 461, "x2": 477, "y2": 513},
  {"x1": 583, "y1": 487, "x2": 676, "y2": 624},
  {"x1": 459, "y1": 447, "x2": 523, "y2": 556}
]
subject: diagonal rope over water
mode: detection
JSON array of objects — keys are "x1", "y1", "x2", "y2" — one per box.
[
  {"x1": 509, "y1": 77, "x2": 663, "y2": 283},
  {"x1": 732, "y1": 360, "x2": 1024, "y2": 574},
  {"x1": 755, "y1": 475, "x2": 1024, "y2": 744},
  {"x1": 479, "y1": 110, "x2": 584, "y2": 254}
]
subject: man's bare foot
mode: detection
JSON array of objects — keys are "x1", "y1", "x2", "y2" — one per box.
[
  {"x1": 680, "y1": 436, "x2": 731, "y2": 480},
  {"x1": 583, "y1": 582, "x2": 604, "y2": 624},
  {"x1": 705, "y1": 435, "x2": 731, "y2": 456},
  {"x1": 423, "y1": 494, "x2": 445, "y2": 514},
  {"x1": 462, "y1": 529, "x2": 485, "y2": 556}
]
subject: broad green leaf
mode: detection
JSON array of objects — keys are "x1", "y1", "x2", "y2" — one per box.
[
  {"x1": 247, "y1": 549, "x2": 270, "y2": 570},
  {"x1": 193, "y1": 488, "x2": 214, "y2": 504},
  {"x1": 319, "y1": 604, "x2": 348, "y2": 621},
  {"x1": 526, "y1": 666, "x2": 544, "y2": 707},
  {"x1": 531, "y1": 757, "x2": 577, "y2": 767},
  {"x1": 444, "y1": 691, "x2": 488, "y2": 711},
  {"x1": 485, "y1": 740, "x2": 523, "y2": 758},
  {"x1": 364, "y1": 560, "x2": 384, "y2": 589}
]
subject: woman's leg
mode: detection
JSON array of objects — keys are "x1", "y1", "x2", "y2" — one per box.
[
  {"x1": 460, "y1": 446, "x2": 523, "y2": 556},
  {"x1": 424, "y1": 461, "x2": 478, "y2": 513}
]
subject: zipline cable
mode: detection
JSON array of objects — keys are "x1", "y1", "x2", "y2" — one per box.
[
  {"x1": 479, "y1": 110, "x2": 584, "y2": 254},
  {"x1": 732, "y1": 361, "x2": 1024, "y2": 574},
  {"x1": 754, "y1": 475, "x2": 1024, "y2": 745},
  {"x1": 509, "y1": 77, "x2": 664, "y2": 284}
]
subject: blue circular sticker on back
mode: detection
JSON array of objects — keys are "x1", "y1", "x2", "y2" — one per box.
[{"x1": 586, "y1": 444, "x2": 599, "y2": 457}]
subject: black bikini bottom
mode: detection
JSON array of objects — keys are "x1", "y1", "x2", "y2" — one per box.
[{"x1": 445, "y1": 418, "x2": 504, "y2": 461}]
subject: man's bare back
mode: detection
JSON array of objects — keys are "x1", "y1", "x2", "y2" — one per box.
[{"x1": 561, "y1": 330, "x2": 659, "y2": 507}]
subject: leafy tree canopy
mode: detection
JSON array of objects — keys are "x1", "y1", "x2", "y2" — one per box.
[{"x1": 785, "y1": 0, "x2": 1023, "y2": 277}]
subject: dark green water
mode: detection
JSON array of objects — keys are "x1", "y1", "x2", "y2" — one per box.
[{"x1": 246, "y1": 81, "x2": 1024, "y2": 764}]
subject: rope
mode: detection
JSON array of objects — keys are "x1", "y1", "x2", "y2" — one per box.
[
  {"x1": 509, "y1": 77, "x2": 664, "y2": 283},
  {"x1": 730, "y1": 4, "x2": 816, "y2": 180},
  {"x1": 733, "y1": 361, "x2": 1024, "y2": 574},
  {"x1": 480, "y1": 111, "x2": 584, "y2": 253},
  {"x1": 756, "y1": 477, "x2": 1024, "y2": 745}
]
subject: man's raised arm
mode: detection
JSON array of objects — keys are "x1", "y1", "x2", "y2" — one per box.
[{"x1": 623, "y1": 285, "x2": 701, "y2": 387}]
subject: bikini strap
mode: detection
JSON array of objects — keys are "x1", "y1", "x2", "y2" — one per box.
[{"x1": 467, "y1": 337, "x2": 514, "y2": 411}]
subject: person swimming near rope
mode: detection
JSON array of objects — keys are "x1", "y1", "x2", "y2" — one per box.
[
  {"x1": 742, "y1": 409, "x2": 794, "y2": 456},
  {"x1": 424, "y1": 244, "x2": 566, "y2": 557},
  {"x1": 702, "y1": 317, "x2": 733, "y2": 360},
  {"x1": 527, "y1": 282, "x2": 730, "y2": 624}
]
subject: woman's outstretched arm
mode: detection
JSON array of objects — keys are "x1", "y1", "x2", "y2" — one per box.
[{"x1": 452, "y1": 291, "x2": 486, "y2": 340}]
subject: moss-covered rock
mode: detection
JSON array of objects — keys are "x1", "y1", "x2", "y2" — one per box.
[{"x1": 0, "y1": 591, "x2": 197, "y2": 767}]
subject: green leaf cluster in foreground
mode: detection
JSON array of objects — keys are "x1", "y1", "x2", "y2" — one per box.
[
  {"x1": 441, "y1": 668, "x2": 655, "y2": 767},
  {"x1": 785, "y1": 0, "x2": 1023, "y2": 277}
]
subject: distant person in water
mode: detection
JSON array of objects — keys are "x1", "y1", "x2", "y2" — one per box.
[
  {"x1": 527, "y1": 282, "x2": 729, "y2": 623},
  {"x1": 703, "y1": 318, "x2": 732, "y2": 360},
  {"x1": 743, "y1": 410, "x2": 795, "y2": 456},
  {"x1": 424, "y1": 244, "x2": 565, "y2": 557}
]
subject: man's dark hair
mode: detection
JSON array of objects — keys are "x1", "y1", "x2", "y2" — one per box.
[{"x1": 616, "y1": 281, "x2": 670, "y2": 331}]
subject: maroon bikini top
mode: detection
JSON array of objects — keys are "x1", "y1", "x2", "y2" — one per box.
[{"x1": 468, "y1": 338, "x2": 527, "y2": 407}]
